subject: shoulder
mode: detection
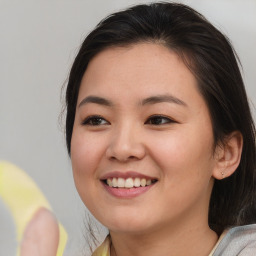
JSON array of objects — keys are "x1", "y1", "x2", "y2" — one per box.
[{"x1": 213, "y1": 224, "x2": 256, "y2": 255}]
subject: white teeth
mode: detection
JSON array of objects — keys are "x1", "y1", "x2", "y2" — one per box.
[
  {"x1": 117, "y1": 178, "x2": 125, "y2": 187},
  {"x1": 141, "y1": 178, "x2": 146, "y2": 187},
  {"x1": 112, "y1": 178, "x2": 118, "y2": 187},
  {"x1": 107, "y1": 178, "x2": 112, "y2": 186},
  {"x1": 146, "y1": 179, "x2": 152, "y2": 186},
  {"x1": 134, "y1": 178, "x2": 140, "y2": 187},
  {"x1": 125, "y1": 178, "x2": 134, "y2": 188},
  {"x1": 106, "y1": 177, "x2": 155, "y2": 188}
]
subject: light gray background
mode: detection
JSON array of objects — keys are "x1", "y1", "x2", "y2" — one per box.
[{"x1": 0, "y1": 0, "x2": 255, "y2": 255}]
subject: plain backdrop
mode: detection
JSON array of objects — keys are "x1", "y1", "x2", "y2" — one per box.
[{"x1": 0, "y1": 0, "x2": 255, "y2": 255}]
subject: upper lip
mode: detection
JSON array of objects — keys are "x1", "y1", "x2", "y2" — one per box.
[{"x1": 100, "y1": 171, "x2": 158, "y2": 181}]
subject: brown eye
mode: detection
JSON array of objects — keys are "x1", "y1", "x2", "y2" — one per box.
[
  {"x1": 145, "y1": 115, "x2": 175, "y2": 125},
  {"x1": 82, "y1": 116, "x2": 109, "y2": 126}
]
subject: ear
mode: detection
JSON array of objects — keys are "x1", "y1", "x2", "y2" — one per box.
[{"x1": 212, "y1": 131, "x2": 243, "y2": 180}]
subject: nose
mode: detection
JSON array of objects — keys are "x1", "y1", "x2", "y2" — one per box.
[{"x1": 105, "y1": 123, "x2": 146, "y2": 162}]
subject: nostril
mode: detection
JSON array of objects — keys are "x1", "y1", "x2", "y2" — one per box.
[
  {"x1": 109, "y1": 155, "x2": 138, "y2": 162},
  {"x1": 105, "y1": 139, "x2": 146, "y2": 162},
  {"x1": 109, "y1": 156, "x2": 118, "y2": 161}
]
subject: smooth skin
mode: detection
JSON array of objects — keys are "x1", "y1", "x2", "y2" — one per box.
[
  {"x1": 19, "y1": 43, "x2": 242, "y2": 256},
  {"x1": 20, "y1": 208, "x2": 59, "y2": 256},
  {"x1": 71, "y1": 43, "x2": 243, "y2": 256}
]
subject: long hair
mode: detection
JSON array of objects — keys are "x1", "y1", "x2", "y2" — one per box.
[{"x1": 65, "y1": 2, "x2": 256, "y2": 234}]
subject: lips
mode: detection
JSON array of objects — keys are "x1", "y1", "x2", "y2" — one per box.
[
  {"x1": 100, "y1": 171, "x2": 158, "y2": 197},
  {"x1": 105, "y1": 177, "x2": 157, "y2": 188}
]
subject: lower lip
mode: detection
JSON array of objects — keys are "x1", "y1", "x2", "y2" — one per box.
[{"x1": 102, "y1": 182, "x2": 155, "y2": 198}]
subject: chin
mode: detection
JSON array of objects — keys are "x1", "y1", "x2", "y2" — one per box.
[
  {"x1": 87, "y1": 199, "x2": 160, "y2": 234},
  {"x1": 100, "y1": 213, "x2": 155, "y2": 235}
]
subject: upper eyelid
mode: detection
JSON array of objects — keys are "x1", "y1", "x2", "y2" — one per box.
[
  {"x1": 146, "y1": 115, "x2": 175, "y2": 121},
  {"x1": 145, "y1": 115, "x2": 177, "y2": 125},
  {"x1": 81, "y1": 115, "x2": 109, "y2": 124},
  {"x1": 148, "y1": 114, "x2": 171, "y2": 118},
  {"x1": 81, "y1": 114, "x2": 176, "y2": 124}
]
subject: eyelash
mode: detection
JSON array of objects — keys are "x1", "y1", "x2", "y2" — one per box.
[
  {"x1": 82, "y1": 115, "x2": 109, "y2": 126},
  {"x1": 145, "y1": 115, "x2": 175, "y2": 125},
  {"x1": 82, "y1": 115, "x2": 176, "y2": 126}
]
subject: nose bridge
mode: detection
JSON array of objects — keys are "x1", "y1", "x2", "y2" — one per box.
[{"x1": 106, "y1": 119, "x2": 145, "y2": 161}]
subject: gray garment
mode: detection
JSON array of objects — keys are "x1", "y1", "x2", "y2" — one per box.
[{"x1": 213, "y1": 224, "x2": 256, "y2": 255}]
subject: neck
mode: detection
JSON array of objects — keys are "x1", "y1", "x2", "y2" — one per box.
[{"x1": 110, "y1": 220, "x2": 218, "y2": 256}]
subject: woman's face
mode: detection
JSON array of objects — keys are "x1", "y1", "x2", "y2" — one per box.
[{"x1": 71, "y1": 43, "x2": 218, "y2": 234}]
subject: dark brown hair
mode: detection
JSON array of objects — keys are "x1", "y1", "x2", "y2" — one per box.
[{"x1": 65, "y1": 2, "x2": 256, "y2": 234}]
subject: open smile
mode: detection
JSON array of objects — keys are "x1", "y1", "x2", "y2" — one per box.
[
  {"x1": 104, "y1": 177, "x2": 157, "y2": 188},
  {"x1": 100, "y1": 173, "x2": 158, "y2": 198}
]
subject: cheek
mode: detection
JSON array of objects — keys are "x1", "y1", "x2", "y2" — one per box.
[
  {"x1": 147, "y1": 130, "x2": 215, "y2": 211},
  {"x1": 70, "y1": 130, "x2": 105, "y2": 210},
  {"x1": 147, "y1": 127, "x2": 214, "y2": 179},
  {"x1": 70, "y1": 129, "x2": 107, "y2": 182}
]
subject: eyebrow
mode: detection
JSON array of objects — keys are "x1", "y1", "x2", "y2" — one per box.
[
  {"x1": 78, "y1": 94, "x2": 187, "y2": 108},
  {"x1": 78, "y1": 96, "x2": 113, "y2": 108},
  {"x1": 141, "y1": 94, "x2": 187, "y2": 107}
]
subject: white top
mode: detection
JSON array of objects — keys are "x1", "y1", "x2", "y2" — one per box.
[
  {"x1": 93, "y1": 224, "x2": 256, "y2": 255},
  {"x1": 210, "y1": 224, "x2": 256, "y2": 255}
]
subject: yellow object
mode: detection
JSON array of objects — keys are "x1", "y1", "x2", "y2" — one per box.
[
  {"x1": 0, "y1": 161, "x2": 67, "y2": 256},
  {"x1": 92, "y1": 236, "x2": 111, "y2": 256}
]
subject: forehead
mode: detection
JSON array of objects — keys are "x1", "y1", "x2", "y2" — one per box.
[{"x1": 78, "y1": 43, "x2": 200, "y2": 105}]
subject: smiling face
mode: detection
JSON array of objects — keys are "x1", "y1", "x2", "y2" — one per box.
[{"x1": 71, "y1": 43, "x2": 218, "y2": 235}]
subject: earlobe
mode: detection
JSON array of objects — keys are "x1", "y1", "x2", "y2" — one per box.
[{"x1": 212, "y1": 131, "x2": 243, "y2": 180}]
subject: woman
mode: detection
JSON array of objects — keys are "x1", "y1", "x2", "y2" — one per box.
[{"x1": 22, "y1": 2, "x2": 256, "y2": 255}]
